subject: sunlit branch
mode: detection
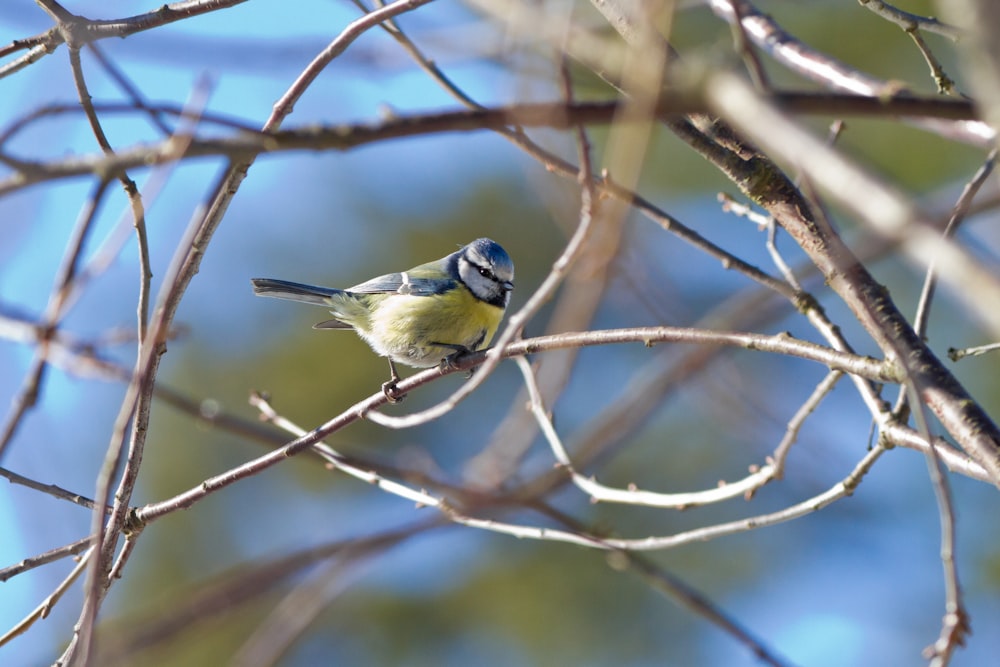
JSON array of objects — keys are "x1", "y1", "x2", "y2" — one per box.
[
  {"x1": 0, "y1": 547, "x2": 94, "y2": 649},
  {"x1": 0, "y1": 536, "x2": 94, "y2": 583},
  {"x1": 857, "y1": 0, "x2": 962, "y2": 40},
  {"x1": 705, "y1": 70, "x2": 1000, "y2": 487},
  {"x1": 769, "y1": 370, "x2": 844, "y2": 478},
  {"x1": 4, "y1": 0, "x2": 249, "y2": 81},
  {"x1": 0, "y1": 93, "x2": 978, "y2": 195},
  {"x1": 707, "y1": 0, "x2": 991, "y2": 145},
  {"x1": 517, "y1": 356, "x2": 777, "y2": 508},
  {"x1": 0, "y1": 467, "x2": 110, "y2": 513}
]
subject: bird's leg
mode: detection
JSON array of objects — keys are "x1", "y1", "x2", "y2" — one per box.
[{"x1": 381, "y1": 358, "x2": 405, "y2": 403}]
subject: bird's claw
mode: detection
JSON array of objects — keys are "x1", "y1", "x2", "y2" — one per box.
[
  {"x1": 382, "y1": 380, "x2": 406, "y2": 404},
  {"x1": 440, "y1": 351, "x2": 475, "y2": 378}
]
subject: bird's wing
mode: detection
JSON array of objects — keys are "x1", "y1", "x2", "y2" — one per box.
[{"x1": 348, "y1": 271, "x2": 456, "y2": 297}]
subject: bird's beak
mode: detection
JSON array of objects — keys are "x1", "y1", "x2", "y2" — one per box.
[{"x1": 503, "y1": 281, "x2": 514, "y2": 291}]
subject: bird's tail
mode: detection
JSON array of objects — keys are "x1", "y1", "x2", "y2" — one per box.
[{"x1": 251, "y1": 278, "x2": 343, "y2": 306}]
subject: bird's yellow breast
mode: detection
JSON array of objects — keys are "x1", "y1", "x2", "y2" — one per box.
[{"x1": 356, "y1": 286, "x2": 504, "y2": 368}]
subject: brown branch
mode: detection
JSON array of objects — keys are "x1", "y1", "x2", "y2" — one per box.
[
  {"x1": 857, "y1": 0, "x2": 963, "y2": 41},
  {"x1": 0, "y1": 467, "x2": 110, "y2": 513},
  {"x1": 128, "y1": 325, "x2": 896, "y2": 526},
  {"x1": 704, "y1": 72, "x2": 1000, "y2": 487},
  {"x1": 707, "y1": 0, "x2": 992, "y2": 146},
  {"x1": 0, "y1": 102, "x2": 257, "y2": 146},
  {"x1": 10, "y1": 0, "x2": 249, "y2": 66},
  {"x1": 0, "y1": 536, "x2": 94, "y2": 583},
  {"x1": 0, "y1": 93, "x2": 979, "y2": 195},
  {"x1": 65, "y1": 40, "x2": 151, "y2": 338}
]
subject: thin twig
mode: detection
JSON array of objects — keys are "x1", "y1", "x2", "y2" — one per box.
[
  {"x1": 6, "y1": 0, "x2": 249, "y2": 82},
  {"x1": 0, "y1": 537, "x2": 94, "y2": 583},
  {"x1": 769, "y1": 371, "x2": 844, "y2": 478},
  {"x1": 906, "y1": 28, "x2": 958, "y2": 95},
  {"x1": 66, "y1": 39, "x2": 150, "y2": 341},
  {"x1": 517, "y1": 356, "x2": 777, "y2": 507},
  {"x1": 909, "y1": 377, "x2": 970, "y2": 665},
  {"x1": 948, "y1": 341, "x2": 1000, "y2": 361},
  {"x1": 0, "y1": 467, "x2": 111, "y2": 512},
  {"x1": 727, "y1": 0, "x2": 770, "y2": 90},
  {"x1": 0, "y1": 178, "x2": 112, "y2": 460},
  {"x1": 0, "y1": 547, "x2": 94, "y2": 649},
  {"x1": 857, "y1": 0, "x2": 962, "y2": 41},
  {"x1": 912, "y1": 150, "x2": 996, "y2": 339},
  {"x1": 85, "y1": 41, "x2": 174, "y2": 136}
]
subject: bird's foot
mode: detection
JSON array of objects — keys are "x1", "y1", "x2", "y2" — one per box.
[
  {"x1": 440, "y1": 349, "x2": 475, "y2": 378},
  {"x1": 381, "y1": 380, "x2": 406, "y2": 404}
]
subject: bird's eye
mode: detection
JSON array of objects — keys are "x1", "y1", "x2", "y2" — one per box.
[{"x1": 478, "y1": 267, "x2": 492, "y2": 279}]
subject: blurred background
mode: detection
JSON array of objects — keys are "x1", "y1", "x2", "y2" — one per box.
[{"x1": 2, "y1": 1, "x2": 999, "y2": 665}]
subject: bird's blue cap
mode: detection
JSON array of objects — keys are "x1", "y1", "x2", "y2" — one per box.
[{"x1": 466, "y1": 238, "x2": 514, "y2": 279}]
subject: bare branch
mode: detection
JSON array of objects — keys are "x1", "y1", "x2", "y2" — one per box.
[
  {"x1": 858, "y1": 0, "x2": 962, "y2": 41},
  {"x1": 708, "y1": 0, "x2": 991, "y2": 145},
  {"x1": 0, "y1": 93, "x2": 980, "y2": 195},
  {"x1": 704, "y1": 70, "x2": 1000, "y2": 486}
]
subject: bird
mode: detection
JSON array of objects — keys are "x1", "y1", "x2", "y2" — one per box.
[{"x1": 251, "y1": 238, "x2": 514, "y2": 401}]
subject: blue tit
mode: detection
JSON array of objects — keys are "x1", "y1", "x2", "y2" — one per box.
[{"x1": 251, "y1": 238, "x2": 514, "y2": 400}]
